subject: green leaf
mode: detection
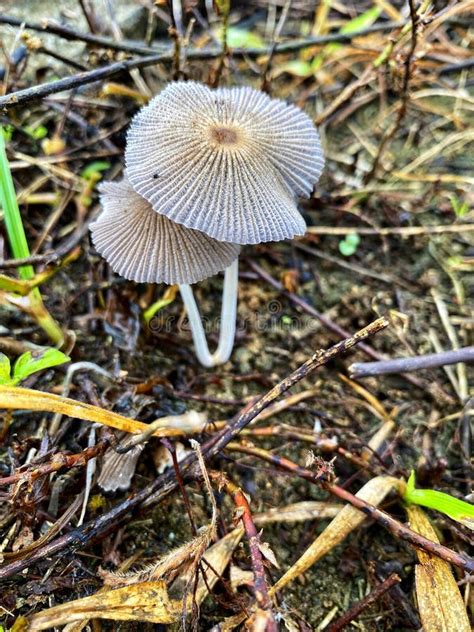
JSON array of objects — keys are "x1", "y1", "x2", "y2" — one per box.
[
  {"x1": 0, "y1": 353, "x2": 12, "y2": 385},
  {"x1": 338, "y1": 233, "x2": 360, "y2": 256},
  {"x1": 0, "y1": 125, "x2": 37, "y2": 283},
  {"x1": 25, "y1": 124, "x2": 48, "y2": 140},
  {"x1": 450, "y1": 195, "x2": 469, "y2": 218},
  {"x1": 325, "y1": 6, "x2": 382, "y2": 56},
  {"x1": 340, "y1": 6, "x2": 381, "y2": 35},
  {"x1": 226, "y1": 27, "x2": 265, "y2": 49},
  {"x1": 279, "y1": 60, "x2": 313, "y2": 77},
  {"x1": 80, "y1": 161, "x2": 111, "y2": 181},
  {"x1": 404, "y1": 470, "x2": 474, "y2": 529},
  {"x1": 12, "y1": 348, "x2": 70, "y2": 383}
]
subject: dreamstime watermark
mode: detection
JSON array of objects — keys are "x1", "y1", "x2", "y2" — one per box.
[{"x1": 147, "y1": 300, "x2": 314, "y2": 335}]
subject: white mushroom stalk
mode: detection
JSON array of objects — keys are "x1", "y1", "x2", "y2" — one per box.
[
  {"x1": 91, "y1": 81, "x2": 325, "y2": 367},
  {"x1": 178, "y1": 258, "x2": 239, "y2": 367}
]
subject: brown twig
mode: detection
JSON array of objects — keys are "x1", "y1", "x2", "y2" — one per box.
[
  {"x1": 215, "y1": 472, "x2": 278, "y2": 631},
  {"x1": 0, "y1": 318, "x2": 388, "y2": 580},
  {"x1": 0, "y1": 23, "x2": 409, "y2": 110},
  {"x1": 0, "y1": 437, "x2": 110, "y2": 487},
  {"x1": 260, "y1": 0, "x2": 292, "y2": 94},
  {"x1": 0, "y1": 15, "x2": 405, "y2": 59},
  {"x1": 350, "y1": 347, "x2": 474, "y2": 378},
  {"x1": 326, "y1": 573, "x2": 401, "y2": 631},
  {"x1": 226, "y1": 444, "x2": 474, "y2": 575}
]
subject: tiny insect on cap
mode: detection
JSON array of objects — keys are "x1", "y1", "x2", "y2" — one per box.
[
  {"x1": 90, "y1": 177, "x2": 240, "y2": 285},
  {"x1": 125, "y1": 82, "x2": 324, "y2": 245}
]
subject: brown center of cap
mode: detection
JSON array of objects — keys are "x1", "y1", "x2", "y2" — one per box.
[{"x1": 210, "y1": 126, "x2": 239, "y2": 146}]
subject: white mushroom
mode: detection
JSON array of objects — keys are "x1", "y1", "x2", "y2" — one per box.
[
  {"x1": 92, "y1": 82, "x2": 325, "y2": 367},
  {"x1": 125, "y1": 81, "x2": 324, "y2": 245}
]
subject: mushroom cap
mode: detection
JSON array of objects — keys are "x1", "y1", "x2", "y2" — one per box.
[
  {"x1": 125, "y1": 82, "x2": 324, "y2": 245},
  {"x1": 90, "y1": 177, "x2": 240, "y2": 285}
]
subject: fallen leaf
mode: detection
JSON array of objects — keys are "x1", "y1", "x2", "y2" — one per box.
[
  {"x1": 258, "y1": 540, "x2": 280, "y2": 569},
  {"x1": 23, "y1": 581, "x2": 179, "y2": 630},
  {"x1": 406, "y1": 505, "x2": 471, "y2": 632},
  {"x1": 179, "y1": 527, "x2": 244, "y2": 607},
  {"x1": 0, "y1": 386, "x2": 202, "y2": 437},
  {"x1": 271, "y1": 476, "x2": 401, "y2": 594},
  {"x1": 254, "y1": 500, "x2": 342, "y2": 524}
]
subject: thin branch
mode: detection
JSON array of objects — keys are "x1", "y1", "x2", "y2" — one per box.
[
  {"x1": 365, "y1": 0, "x2": 418, "y2": 181},
  {"x1": 0, "y1": 14, "x2": 405, "y2": 57},
  {"x1": 215, "y1": 472, "x2": 278, "y2": 631},
  {"x1": 350, "y1": 347, "x2": 474, "y2": 378},
  {"x1": 0, "y1": 436, "x2": 110, "y2": 487},
  {"x1": 0, "y1": 317, "x2": 388, "y2": 580},
  {"x1": 227, "y1": 444, "x2": 474, "y2": 575},
  {"x1": 0, "y1": 22, "x2": 408, "y2": 110},
  {"x1": 326, "y1": 573, "x2": 401, "y2": 632}
]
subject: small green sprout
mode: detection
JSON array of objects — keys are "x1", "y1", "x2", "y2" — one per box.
[
  {"x1": 80, "y1": 161, "x2": 111, "y2": 182},
  {"x1": 449, "y1": 195, "x2": 469, "y2": 218},
  {"x1": 24, "y1": 124, "x2": 48, "y2": 140},
  {"x1": 225, "y1": 27, "x2": 265, "y2": 50},
  {"x1": 338, "y1": 232, "x2": 360, "y2": 256},
  {"x1": 0, "y1": 348, "x2": 70, "y2": 386},
  {"x1": 404, "y1": 470, "x2": 474, "y2": 529}
]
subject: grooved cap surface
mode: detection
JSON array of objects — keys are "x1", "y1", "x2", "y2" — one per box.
[
  {"x1": 125, "y1": 82, "x2": 324, "y2": 245},
  {"x1": 90, "y1": 178, "x2": 240, "y2": 285}
]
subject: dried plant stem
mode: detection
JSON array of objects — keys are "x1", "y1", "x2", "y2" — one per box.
[
  {"x1": 0, "y1": 23, "x2": 407, "y2": 110},
  {"x1": 227, "y1": 444, "x2": 474, "y2": 575},
  {"x1": 305, "y1": 224, "x2": 474, "y2": 237},
  {"x1": 215, "y1": 473, "x2": 278, "y2": 631},
  {"x1": 179, "y1": 259, "x2": 238, "y2": 367},
  {"x1": 0, "y1": 318, "x2": 388, "y2": 580},
  {"x1": 326, "y1": 573, "x2": 401, "y2": 632},
  {"x1": 349, "y1": 347, "x2": 474, "y2": 378},
  {"x1": 365, "y1": 0, "x2": 418, "y2": 181}
]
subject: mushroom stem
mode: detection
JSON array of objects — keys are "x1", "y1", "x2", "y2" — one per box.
[{"x1": 179, "y1": 258, "x2": 239, "y2": 367}]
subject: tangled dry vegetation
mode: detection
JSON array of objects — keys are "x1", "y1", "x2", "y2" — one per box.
[{"x1": 0, "y1": 1, "x2": 473, "y2": 630}]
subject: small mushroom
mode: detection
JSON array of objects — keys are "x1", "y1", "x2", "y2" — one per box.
[
  {"x1": 125, "y1": 81, "x2": 324, "y2": 244},
  {"x1": 92, "y1": 82, "x2": 324, "y2": 368},
  {"x1": 90, "y1": 177, "x2": 240, "y2": 285},
  {"x1": 90, "y1": 176, "x2": 240, "y2": 367}
]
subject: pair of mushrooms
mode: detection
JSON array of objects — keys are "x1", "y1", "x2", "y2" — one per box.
[{"x1": 91, "y1": 82, "x2": 324, "y2": 367}]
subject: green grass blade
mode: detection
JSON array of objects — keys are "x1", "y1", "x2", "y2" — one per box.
[
  {"x1": 0, "y1": 126, "x2": 64, "y2": 345},
  {"x1": 404, "y1": 470, "x2": 474, "y2": 526},
  {"x1": 0, "y1": 126, "x2": 37, "y2": 286}
]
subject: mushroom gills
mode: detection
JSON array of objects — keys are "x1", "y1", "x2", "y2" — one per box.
[{"x1": 90, "y1": 177, "x2": 240, "y2": 285}]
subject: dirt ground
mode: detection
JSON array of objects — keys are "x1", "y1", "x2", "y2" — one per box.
[{"x1": 0, "y1": 1, "x2": 473, "y2": 630}]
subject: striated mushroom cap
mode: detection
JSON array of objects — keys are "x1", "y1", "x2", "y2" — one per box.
[
  {"x1": 90, "y1": 177, "x2": 240, "y2": 285},
  {"x1": 125, "y1": 82, "x2": 324, "y2": 245}
]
